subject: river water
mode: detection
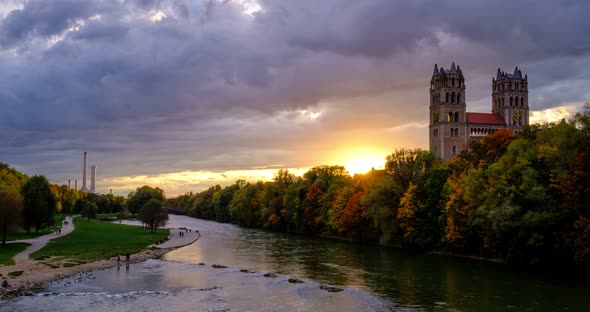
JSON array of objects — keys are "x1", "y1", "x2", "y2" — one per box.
[{"x1": 1, "y1": 215, "x2": 588, "y2": 311}]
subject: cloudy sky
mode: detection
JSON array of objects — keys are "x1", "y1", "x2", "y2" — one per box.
[{"x1": 1, "y1": 0, "x2": 589, "y2": 196}]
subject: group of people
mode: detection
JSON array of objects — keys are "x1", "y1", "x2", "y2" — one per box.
[
  {"x1": 177, "y1": 227, "x2": 198, "y2": 238},
  {"x1": 55, "y1": 218, "x2": 70, "y2": 235}
]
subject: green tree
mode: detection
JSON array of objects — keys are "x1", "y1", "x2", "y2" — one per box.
[
  {"x1": 21, "y1": 175, "x2": 56, "y2": 233},
  {"x1": 127, "y1": 185, "x2": 165, "y2": 214},
  {"x1": 62, "y1": 188, "x2": 79, "y2": 214},
  {"x1": 81, "y1": 201, "x2": 98, "y2": 220},
  {"x1": 385, "y1": 149, "x2": 436, "y2": 190},
  {"x1": 137, "y1": 198, "x2": 168, "y2": 233},
  {"x1": 0, "y1": 188, "x2": 22, "y2": 245}
]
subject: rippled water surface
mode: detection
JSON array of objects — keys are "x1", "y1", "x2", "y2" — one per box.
[{"x1": 2, "y1": 215, "x2": 588, "y2": 311}]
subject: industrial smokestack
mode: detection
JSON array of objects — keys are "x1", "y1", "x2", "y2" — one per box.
[
  {"x1": 81, "y1": 152, "x2": 88, "y2": 192},
  {"x1": 75, "y1": 179, "x2": 78, "y2": 190},
  {"x1": 90, "y1": 165, "x2": 96, "y2": 193}
]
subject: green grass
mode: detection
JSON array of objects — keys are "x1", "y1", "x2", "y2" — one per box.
[
  {"x1": 0, "y1": 243, "x2": 30, "y2": 266},
  {"x1": 30, "y1": 218, "x2": 169, "y2": 263}
]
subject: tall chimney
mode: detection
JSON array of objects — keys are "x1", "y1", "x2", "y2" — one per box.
[
  {"x1": 75, "y1": 179, "x2": 78, "y2": 190},
  {"x1": 68, "y1": 180, "x2": 71, "y2": 188},
  {"x1": 81, "y1": 152, "x2": 88, "y2": 192},
  {"x1": 90, "y1": 165, "x2": 96, "y2": 193}
]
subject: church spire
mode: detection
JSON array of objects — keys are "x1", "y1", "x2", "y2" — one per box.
[
  {"x1": 450, "y1": 62, "x2": 457, "y2": 74},
  {"x1": 433, "y1": 64, "x2": 439, "y2": 75}
]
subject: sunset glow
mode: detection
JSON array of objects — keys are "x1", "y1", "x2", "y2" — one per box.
[{"x1": 332, "y1": 148, "x2": 387, "y2": 175}]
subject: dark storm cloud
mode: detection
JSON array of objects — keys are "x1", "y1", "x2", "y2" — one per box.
[
  {"x1": 0, "y1": 0, "x2": 99, "y2": 47},
  {"x1": 1, "y1": 0, "x2": 589, "y2": 194}
]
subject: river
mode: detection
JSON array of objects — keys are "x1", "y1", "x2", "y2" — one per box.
[{"x1": 1, "y1": 215, "x2": 588, "y2": 311}]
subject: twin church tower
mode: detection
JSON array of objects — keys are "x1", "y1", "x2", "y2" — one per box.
[{"x1": 428, "y1": 62, "x2": 529, "y2": 161}]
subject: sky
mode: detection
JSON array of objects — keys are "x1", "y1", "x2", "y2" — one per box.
[{"x1": 1, "y1": 0, "x2": 589, "y2": 196}]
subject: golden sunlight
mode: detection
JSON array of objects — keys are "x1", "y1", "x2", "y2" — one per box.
[{"x1": 333, "y1": 148, "x2": 387, "y2": 175}]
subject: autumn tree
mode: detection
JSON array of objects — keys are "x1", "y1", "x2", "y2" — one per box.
[
  {"x1": 464, "y1": 128, "x2": 516, "y2": 167},
  {"x1": 338, "y1": 191, "x2": 366, "y2": 234},
  {"x1": 303, "y1": 183, "x2": 324, "y2": 233}
]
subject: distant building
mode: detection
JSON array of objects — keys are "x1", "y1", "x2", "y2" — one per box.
[{"x1": 429, "y1": 63, "x2": 529, "y2": 161}]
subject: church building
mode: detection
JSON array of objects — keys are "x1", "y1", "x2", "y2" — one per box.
[{"x1": 429, "y1": 63, "x2": 529, "y2": 161}]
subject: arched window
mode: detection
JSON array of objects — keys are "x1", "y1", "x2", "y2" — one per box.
[
  {"x1": 454, "y1": 112, "x2": 460, "y2": 122},
  {"x1": 450, "y1": 128, "x2": 454, "y2": 136},
  {"x1": 452, "y1": 77, "x2": 455, "y2": 86},
  {"x1": 457, "y1": 93, "x2": 461, "y2": 103},
  {"x1": 446, "y1": 92, "x2": 450, "y2": 103},
  {"x1": 510, "y1": 97, "x2": 513, "y2": 106},
  {"x1": 515, "y1": 96, "x2": 519, "y2": 108},
  {"x1": 521, "y1": 97, "x2": 524, "y2": 107},
  {"x1": 452, "y1": 146, "x2": 457, "y2": 154},
  {"x1": 448, "y1": 112, "x2": 453, "y2": 122},
  {"x1": 451, "y1": 92, "x2": 456, "y2": 103}
]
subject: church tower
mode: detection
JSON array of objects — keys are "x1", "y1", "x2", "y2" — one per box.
[
  {"x1": 492, "y1": 67, "x2": 529, "y2": 130},
  {"x1": 429, "y1": 62, "x2": 466, "y2": 161}
]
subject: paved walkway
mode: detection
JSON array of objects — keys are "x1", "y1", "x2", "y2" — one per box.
[
  {"x1": 151, "y1": 228, "x2": 200, "y2": 249},
  {"x1": 11, "y1": 216, "x2": 75, "y2": 264}
]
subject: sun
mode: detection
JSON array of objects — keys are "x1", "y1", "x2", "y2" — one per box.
[{"x1": 334, "y1": 149, "x2": 386, "y2": 175}]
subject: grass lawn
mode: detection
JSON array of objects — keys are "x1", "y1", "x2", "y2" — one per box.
[
  {"x1": 0, "y1": 243, "x2": 30, "y2": 266},
  {"x1": 30, "y1": 218, "x2": 169, "y2": 263}
]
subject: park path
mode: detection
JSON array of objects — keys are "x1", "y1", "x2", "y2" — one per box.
[
  {"x1": 11, "y1": 216, "x2": 75, "y2": 265},
  {"x1": 151, "y1": 228, "x2": 200, "y2": 249}
]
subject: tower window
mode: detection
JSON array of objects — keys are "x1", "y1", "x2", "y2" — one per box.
[
  {"x1": 446, "y1": 92, "x2": 450, "y2": 103},
  {"x1": 510, "y1": 97, "x2": 513, "y2": 106},
  {"x1": 521, "y1": 97, "x2": 524, "y2": 107},
  {"x1": 454, "y1": 112, "x2": 460, "y2": 122},
  {"x1": 452, "y1": 146, "x2": 457, "y2": 154},
  {"x1": 515, "y1": 96, "x2": 519, "y2": 108},
  {"x1": 448, "y1": 112, "x2": 453, "y2": 122},
  {"x1": 451, "y1": 92, "x2": 455, "y2": 103},
  {"x1": 457, "y1": 93, "x2": 461, "y2": 103}
]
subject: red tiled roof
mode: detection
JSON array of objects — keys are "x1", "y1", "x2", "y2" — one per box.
[{"x1": 466, "y1": 112, "x2": 505, "y2": 125}]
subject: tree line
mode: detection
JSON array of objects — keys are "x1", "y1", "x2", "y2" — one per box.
[
  {"x1": 0, "y1": 165, "x2": 169, "y2": 244},
  {"x1": 166, "y1": 105, "x2": 590, "y2": 265}
]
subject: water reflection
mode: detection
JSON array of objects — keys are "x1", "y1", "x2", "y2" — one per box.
[{"x1": 152, "y1": 215, "x2": 589, "y2": 312}]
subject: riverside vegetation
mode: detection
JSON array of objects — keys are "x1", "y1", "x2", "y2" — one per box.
[
  {"x1": 166, "y1": 105, "x2": 590, "y2": 266},
  {"x1": 1, "y1": 161, "x2": 169, "y2": 266}
]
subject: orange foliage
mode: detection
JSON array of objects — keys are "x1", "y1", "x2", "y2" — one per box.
[
  {"x1": 304, "y1": 184, "x2": 323, "y2": 232},
  {"x1": 337, "y1": 191, "x2": 364, "y2": 233},
  {"x1": 468, "y1": 128, "x2": 516, "y2": 166}
]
